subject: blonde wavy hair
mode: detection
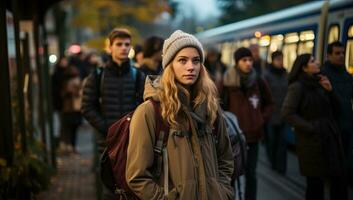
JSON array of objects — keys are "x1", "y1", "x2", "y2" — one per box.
[{"x1": 158, "y1": 63, "x2": 219, "y2": 128}]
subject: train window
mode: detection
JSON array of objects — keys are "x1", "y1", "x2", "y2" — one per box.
[
  {"x1": 348, "y1": 26, "x2": 353, "y2": 37},
  {"x1": 328, "y1": 25, "x2": 340, "y2": 43},
  {"x1": 299, "y1": 30, "x2": 315, "y2": 41},
  {"x1": 346, "y1": 25, "x2": 353, "y2": 74},
  {"x1": 284, "y1": 33, "x2": 299, "y2": 43},
  {"x1": 298, "y1": 30, "x2": 315, "y2": 55},
  {"x1": 283, "y1": 33, "x2": 299, "y2": 70},
  {"x1": 283, "y1": 44, "x2": 297, "y2": 71},
  {"x1": 241, "y1": 39, "x2": 250, "y2": 48},
  {"x1": 268, "y1": 34, "x2": 284, "y2": 62},
  {"x1": 220, "y1": 42, "x2": 234, "y2": 67},
  {"x1": 298, "y1": 41, "x2": 314, "y2": 55},
  {"x1": 346, "y1": 41, "x2": 353, "y2": 74}
]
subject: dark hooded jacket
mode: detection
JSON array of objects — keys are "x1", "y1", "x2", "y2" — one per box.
[
  {"x1": 222, "y1": 67, "x2": 273, "y2": 143},
  {"x1": 321, "y1": 61, "x2": 353, "y2": 152},
  {"x1": 281, "y1": 74, "x2": 345, "y2": 177}
]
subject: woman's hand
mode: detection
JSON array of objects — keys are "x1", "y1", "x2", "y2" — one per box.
[{"x1": 318, "y1": 75, "x2": 332, "y2": 91}]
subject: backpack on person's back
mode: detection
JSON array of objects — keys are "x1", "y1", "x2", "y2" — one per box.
[
  {"x1": 223, "y1": 111, "x2": 247, "y2": 200},
  {"x1": 99, "y1": 100, "x2": 247, "y2": 199},
  {"x1": 99, "y1": 99, "x2": 169, "y2": 199}
]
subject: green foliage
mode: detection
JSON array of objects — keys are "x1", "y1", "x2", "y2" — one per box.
[
  {"x1": 70, "y1": 0, "x2": 169, "y2": 50},
  {"x1": 0, "y1": 139, "x2": 54, "y2": 199},
  {"x1": 217, "y1": 0, "x2": 318, "y2": 25}
]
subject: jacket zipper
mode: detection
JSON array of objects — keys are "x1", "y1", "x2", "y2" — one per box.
[{"x1": 186, "y1": 135, "x2": 199, "y2": 199}]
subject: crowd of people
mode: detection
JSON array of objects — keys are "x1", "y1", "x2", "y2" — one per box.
[{"x1": 51, "y1": 27, "x2": 353, "y2": 200}]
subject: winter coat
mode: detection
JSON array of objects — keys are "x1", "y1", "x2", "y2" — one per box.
[
  {"x1": 126, "y1": 76, "x2": 234, "y2": 200},
  {"x1": 281, "y1": 74, "x2": 345, "y2": 177},
  {"x1": 321, "y1": 61, "x2": 353, "y2": 143},
  {"x1": 81, "y1": 59, "x2": 145, "y2": 135},
  {"x1": 222, "y1": 67, "x2": 273, "y2": 143},
  {"x1": 263, "y1": 65, "x2": 288, "y2": 125}
]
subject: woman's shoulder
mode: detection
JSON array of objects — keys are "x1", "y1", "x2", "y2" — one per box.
[{"x1": 134, "y1": 100, "x2": 157, "y2": 116}]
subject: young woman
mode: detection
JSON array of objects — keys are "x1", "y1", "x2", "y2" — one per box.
[
  {"x1": 126, "y1": 30, "x2": 234, "y2": 200},
  {"x1": 281, "y1": 54, "x2": 347, "y2": 200}
]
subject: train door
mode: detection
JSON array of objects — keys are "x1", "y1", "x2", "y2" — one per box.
[{"x1": 343, "y1": 18, "x2": 353, "y2": 74}]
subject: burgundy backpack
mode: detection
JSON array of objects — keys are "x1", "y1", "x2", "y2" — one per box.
[{"x1": 99, "y1": 99, "x2": 169, "y2": 199}]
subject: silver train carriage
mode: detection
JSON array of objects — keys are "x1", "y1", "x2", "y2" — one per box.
[{"x1": 196, "y1": 0, "x2": 353, "y2": 73}]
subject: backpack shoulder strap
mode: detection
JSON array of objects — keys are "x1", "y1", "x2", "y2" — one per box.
[
  {"x1": 95, "y1": 67, "x2": 104, "y2": 104},
  {"x1": 130, "y1": 61, "x2": 143, "y2": 104},
  {"x1": 149, "y1": 100, "x2": 169, "y2": 178}
]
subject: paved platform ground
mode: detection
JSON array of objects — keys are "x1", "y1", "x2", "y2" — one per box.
[{"x1": 37, "y1": 125, "x2": 96, "y2": 200}]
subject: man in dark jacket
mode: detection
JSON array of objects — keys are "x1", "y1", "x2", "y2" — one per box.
[
  {"x1": 82, "y1": 28, "x2": 144, "y2": 137},
  {"x1": 263, "y1": 51, "x2": 288, "y2": 174},
  {"x1": 81, "y1": 28, "x2": 145, "y2": 199},
  {"x1": 223, "y1": 47, "x2": 273, "y2": 200},
  {"x1": 322, "y1": 41, "x2": 353, "y2": 186}
]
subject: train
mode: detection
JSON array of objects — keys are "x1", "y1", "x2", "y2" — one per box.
[
  {"x1": 196, "y1": 0, "x2": 353, "y2": 146},
  {"x1": 196, "y1": 0, "x2": 353, "y2": 74}
]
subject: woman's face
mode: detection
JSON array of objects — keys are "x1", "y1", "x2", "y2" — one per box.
[
  {"x1": 303, "y1": 56, "x2": 320, "y2": 75},
  {"x1": 172, "y1": 47, "x2": 201, "y2": 87}
]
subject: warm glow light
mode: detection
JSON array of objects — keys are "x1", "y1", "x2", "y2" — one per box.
[
  {"x1": 128, "y1": 48, "x2": 134, "y2": 59},
  {"x1": 255, "y1": 31, "x2": 262, "y2": 38},
  {"x1": 68, "y1": 44, "x2": 81, "y2": 54},
  {"x1": 259, "y1": 35, "x2": 270, "y2": 46},
  {"x1": 285, "y1": 33, "x2": 299, "y2": 43},
  {"x1": 300, "y1": 31, "x2": 315, "y2": 41},
  {"x1": 49, "y1": 55, "x2": 57, "y2": 63},
  {"x1": 348, "y1": 26, "x2": 353, "y2": 37}
]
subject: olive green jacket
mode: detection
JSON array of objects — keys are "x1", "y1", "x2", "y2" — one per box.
[{"x1": 126, "y1": 76, "x2": 234, "y2": 200}]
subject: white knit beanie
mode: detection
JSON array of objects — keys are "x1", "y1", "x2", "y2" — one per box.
[{"x1": 162, "y1": 30, "x2": 204, "y2": 69}]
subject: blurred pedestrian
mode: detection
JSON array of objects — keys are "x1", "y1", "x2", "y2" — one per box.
[
  {"x1": 263, "y1": 51, "x2": 288, "y2": 174},
  {"x1": 126, "y1": 30, "x2": 234, "y2": 200},
  {"x1": 281, "y1": 53, "x2": 347, "y2": 200},
  {"x1": 51, "y1": 57, "x2": 68, "y2": 150},
  {"x1": 204, "y1": 47, "x2": 227, "y2": 92},
  {"x1": 222, "y1": 47, "x2": 273, "y2": 200},
  {"x1": 83, "y1": 52, "x2": 100, "y2": 75},
  {"x1": 133, "y1": 44, "x2": 144, "y2": 68},
  {"x1": 61, "y1": 66, "x2": 82, "y2": 154},
  {"x1": 81, "y1": 28, "x2": 145, "y2": 200},
  {"x1": 140, "y1": 36, "x2": 164, "y2": 75},
  {"x1": 249, "y1": 44, "x2": 267, "y2": 77},
  {"x1": 70, "y1": 51, "x2": 89, "y2": 79},
  {"x1": 322, "y1": 41, "x2": 353, "y2": 187}
]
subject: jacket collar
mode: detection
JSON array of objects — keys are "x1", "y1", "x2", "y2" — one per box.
[{"x1": 106, "y1": 59, "x2": 131, "y2": 75}]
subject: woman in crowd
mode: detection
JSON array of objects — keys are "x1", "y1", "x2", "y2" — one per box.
[
  {"x1": 126, "y1": 30, "x2": 234, "y2": 200},
  {"x1": 281, "y1": 53, "x2": 347, "y2": 200}
]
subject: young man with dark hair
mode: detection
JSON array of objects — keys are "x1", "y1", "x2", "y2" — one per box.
[
  {"x1": 322, "y1": 41, "x2": 353, "y2": 187},
  {"x1": 222, "y1": 47, "x2": 273, "y2": 200},
  {"x1": 81, "y1": 28, "x2": 145, "y2": 199}
]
